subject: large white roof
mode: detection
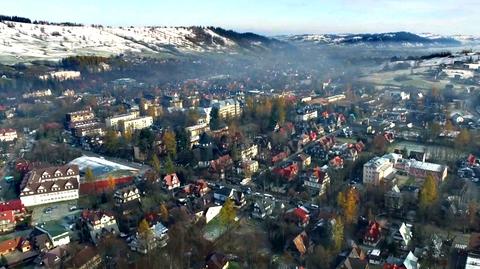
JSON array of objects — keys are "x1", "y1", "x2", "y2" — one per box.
[{"x1": 69, "y1": 156, "x2": 138, "y2": 177}]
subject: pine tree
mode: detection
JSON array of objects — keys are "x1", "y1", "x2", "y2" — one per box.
[
  {"x1": 165, "y1": 156, "x2": 175, "y2": 174},
  {"x1": 150, "y1": 154, "x2": 161, "y2": 176}
]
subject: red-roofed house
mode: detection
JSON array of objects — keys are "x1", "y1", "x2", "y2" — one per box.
[
  {"x1": 0, "y1": 237, "x2": 21, "y2": 255},
  {"x1": 0, "y1": 199, "x2": 26, "y2": 219},
  {"x1": 184, "y1": 179, "x2": 210, "y2": 197},
  {"x1": 163, "y1": 173, "x2": 181, "y2": 190},
  {"x1": 286, "y1": 207, "x2": 310, "y2": 227},
  {"x1": 272, "y1": 152, "x2": 288, "y2": 164},
  {"x1": 273, "y1": 163, "x2": 299, "y2": 181},
  {"x1": 330, "y1": 156, "x2": 344, "y2": 169},
  {"x1": 364, "y1": 221, "x2": 382, "y2": 246},
  {"x1": 0, "y1": 210, "x2": 16, "y2": 232},
  {"x1": 383, "y1": 264, "x2": 406, "y2": 269},
  {"x1": 304, "y1": 167, "x2": 330, "y2": 196}
]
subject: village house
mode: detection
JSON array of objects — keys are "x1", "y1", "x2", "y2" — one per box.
[
  {"x1": 129, "y1": 220, "x2": 169, "y2": 254},
  {"x1": 114, "y1": 185, "x2": 141, "y2": 206},
  {"x1": 251, "y1": 196, "x2": 275, "y2": 219},
  {"x1": 0, "y1": 128, "x2": 18, "y2": 142},
  {"x1": 335, "y1": 243, "x2": 369, "y2": 269},
  {"x1": 19, "y1": 165, "x2": 80, "y2": 207},
  {"x1": 385, "y1": 185, "x2": 403, "y2": 211},
  {"x1": 184, "y1": 180, "x2": 210, "y2": 197},
  {"x1": 273, "y1": 162, "x2": 299, "y2": 181},
  {"x1": 393, "y1": 223, "x2": 413, "y2": 251},
  {"x1": 363, "y1": 221, "x2": 382, "y2": 247},
  {"x1": 0, "y1": 210, "x2": 16, "y2": 232},
  {"x1": 81, "y1": 210, "x2": 119, "y2": 244},
  {"x1": 295, "y1": 153, "x2": 312, "y2": 169},
  {"x1": 0, "y1": 199, "x2": 27, "y2": 219},
  {"x1": 163, "y1": 173, "x2": 181, "y2": 190},
  {"x1": 238, "y1": 160, "x2": 259, "y2": 175},
  {"x1": 34, "y1": 222, "x2": 71, "y2": 248},
  {"x1": 286, "y1": 207, "x2": 310, "y2": 227},
  {"x1": 303, "y1": 167, "x2": 330, "y2": 197}
]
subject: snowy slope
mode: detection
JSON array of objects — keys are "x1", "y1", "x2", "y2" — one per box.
[
  {"x1": 0, "y1": 22, "x2": 280, "y2": 63},
  {"x1": 281, "y1": 32, "x2": 467, "y2": 47}
]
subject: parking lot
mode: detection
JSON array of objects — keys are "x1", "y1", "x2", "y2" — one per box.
[{"x1": 30, "y1": 200, "x2": 81, "y2": 226}]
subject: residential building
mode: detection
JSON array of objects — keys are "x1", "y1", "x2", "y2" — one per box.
[
  {"x1": 0, "y1": 237, "x2": 21, "y2": 256},
  {"x1": 39, "y1": 70, "x2": 81, "y2": 81},
  {"x1": 129, "y1": 221, "x2": 168, "y2": 254},
  {"x1": 19, "y1": 165, "x2": 80, "y2": 207},
  {"x1": 120, "y1": 116, "x2": 153, "y2": 132},
  {"x1": 0, "y1": 128, "x2": 17, "y2": 142},
  {"x1": 296, "y1": 107, "x2": 318, "y2": 122},
  {"x1": 212, "y1": 99, "x2": 241, "y2": 118},
  {"x1": 395, "y1": 158, "x2": 448, "y2": 182},
  {"x1": 251, "y1": 196, "x2": 275, "y2": 219},
  {"x1": 66, "y1": 108, "x2": 95, "y2": 126},
  {"x1": 0, "y1": 210, "x2": 16, "y2": 232},
  {"x1": 385, "y1": 185, "x2": 403, "y2": 211},
  {"x1": 105, "y1": 110, "x2": 140, "y2": 129},
  {"x1": 35, "y1": 222, "x2": 71, "y2": 248},
  {"x1": 114, "y1": 185, "x2": 141, "y2": 206},
  {"x1": 0, "y1": 199, "x2": 26, "y2": 218},
  {"x1": 81, "y1": 210, "x2": 119, "y2": 244},
  {"x1": 163, "y1": 173, "x2": 181, "y2": 190},
  {"x1": 239, "y1": 144, "x2": 258, "y2": 161},
  {"x1": 239, "y1": 160, "x2": 259, "y2": 175},
  {"x1": 393, "y1": 223, "x2": 413, "y2": 250},
  {"x1": 286, "y1": 207, "x2": 310, "y2": 227},
  {"x1": 304, "y1": 167, "x2": 330, "y2": 196},
  {"x1": 295, "y1": 153, "x2": 312, "y2": 169},
  {"x1": 364, "y1": 221, "x2": 382, "y2": 247},
  {"x1": 22, "y1": 89, "x2": 52, "y2": 99},
  {"x1": 363, "y1": 157, "x2": 395, "y2": 185},
  {"x1": 185, "y1": 122, "x2": 210, "y2": 147},
  {"x1": 443, "y1": 68, "x2": 475, "y2": 79}
]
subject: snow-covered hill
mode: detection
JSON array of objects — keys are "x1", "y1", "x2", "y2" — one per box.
[
  {"x1": 280, "y1": 31, "x2": 470, "y2": 47},
  {"x1": 0, "y1": 21, "x2": 283, "y2": 63}
]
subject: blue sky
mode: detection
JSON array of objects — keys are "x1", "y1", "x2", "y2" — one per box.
[{"x1": 2, "y1": 0, "x2": 479, "y2": 35}]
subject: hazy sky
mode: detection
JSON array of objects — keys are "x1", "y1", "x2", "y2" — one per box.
[{"x1": 2, "y1": 0, "x2": 479, "y2": 35}]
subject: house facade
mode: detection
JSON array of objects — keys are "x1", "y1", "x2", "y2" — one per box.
[{"x1": 19, "y1": 165, "x2": 80, "y2": 207}]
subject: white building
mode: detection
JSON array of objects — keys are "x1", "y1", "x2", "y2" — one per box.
[
  {"x1": 121, "y1": 116, "x2": 153, "y2": 132},
  {"x1": 185, "y1": 122, "x2": 210, "y2": 147},
  {"x1": 296, "y1": 109, "x2": 318, "y2": 122},
  {"x1": 465, "y1": 63, "x2": 480, "y2": 70},
  {"x1": 240, "y1": 144, "x2": 259, "y2": 161},
  {"x1": 105, "y1": 111, "x2": 140, "y2": 129},
  {"x1": 20, "y1": 165, "x2": 80, "y2": 207},
  {"x1": 363, "y1": 157, "x2": 395, "y2": 185},
  {"x1": 22, "y1": 89, "x2": 52, "y2": 99},
  {"x1": 443, "y1": 69, "x2": 475, "y2": 79},
  {"x1": 212, "y1": 99, "x2": 242, "y2": 118},
  {"x1": 0, "y1": 128, "x2": 17, "y2": 142},
  {"x1": 39, "y1": 71, "x2": 81, "y2": 81}
]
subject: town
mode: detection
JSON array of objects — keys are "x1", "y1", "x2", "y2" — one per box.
[{"x1": 0, "y1": 6, "x2": 480, "y2": 269}]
